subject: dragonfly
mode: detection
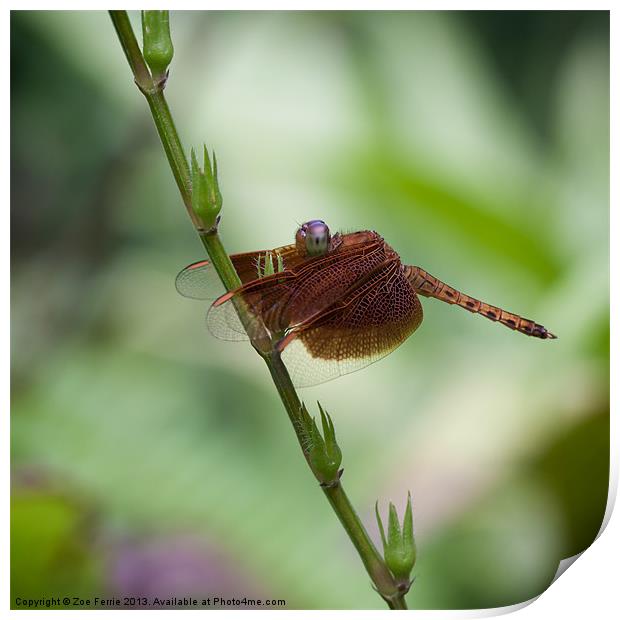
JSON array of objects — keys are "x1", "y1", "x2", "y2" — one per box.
[{"x1": 176, "y1": 220, "x2": 556, "y2": 387}]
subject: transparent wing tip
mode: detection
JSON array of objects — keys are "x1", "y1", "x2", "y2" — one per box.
[{"x1": 175, "y1": 260, "x2": 222, "y2": 300}]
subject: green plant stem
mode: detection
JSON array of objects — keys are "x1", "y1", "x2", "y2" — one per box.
[
  {"x1": 324, "y1": 485, "x2": 408, "y2": 610},
  {"x1": 198, "y1": 230, "x2": 241, "y2": 289},
  {"x1": 145, "y1": 93, "x2": 192, "y2": 212},
  {"x1": 267, "y1": 352, "x2": 406, "y2": 609},
  {"x1": 109, "y1": 10, "x2": 407, "y2": 609},
  {"x1": 110, "y1": 11, "x2": 197, "y2": 228}
]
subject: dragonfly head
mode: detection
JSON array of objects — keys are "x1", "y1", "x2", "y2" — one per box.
[{"x1": 296, "y1": 220, "x2": 331, "y2": 257}]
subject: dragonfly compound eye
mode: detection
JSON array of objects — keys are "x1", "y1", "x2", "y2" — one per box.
[{"x1": 304, "y1": 220, "x2": 331, "y2": 257}]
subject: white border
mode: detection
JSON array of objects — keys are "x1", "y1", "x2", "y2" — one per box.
[{"x1": 4, "y1": 2, "x2": 616, "y2": 617}]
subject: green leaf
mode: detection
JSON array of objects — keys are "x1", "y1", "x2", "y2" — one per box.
[
  {"x1": 403, "y1": 492, "x2": 415, "y2": 555},
  {"x1": 264, "y1": 253, "x2": 275, "y2": 277},
  {"x1": 387, "y1": 502, "x2": 402, "y2": 551}
]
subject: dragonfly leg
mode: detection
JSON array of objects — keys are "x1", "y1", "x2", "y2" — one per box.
[{"x1": 404, "y1": 265, "x2": 556, "y2": 340}]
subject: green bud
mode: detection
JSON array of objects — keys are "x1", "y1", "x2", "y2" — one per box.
[
  {"x1": 257, "y1": 252, "x2": 274, "y2": 278},
  {"x1": 263, "y1": 253, "x2": 275, "y2": 277},
  {"x1": 190, "y1": 146, "x2": 223, "y2": 231},
  {"x1": 257, "y1": 251, "x2": 285, "y2": 278},
  {"x1": 298, "y1": 402, "x2": 342, "y2": 485},
  {"x1": 142, "y1": 11, "x2": 174, "y2": 82},
  {"x1": 376, "y1": 492, "x2": 416, "y2": 583}
]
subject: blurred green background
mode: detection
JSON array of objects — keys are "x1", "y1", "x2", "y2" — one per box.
[{"x1": 11, "y1": 10, "x2": 609, "y2": 610}]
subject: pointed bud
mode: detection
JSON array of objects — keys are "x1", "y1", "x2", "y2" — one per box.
[
  {"x1": 263, "y1": 253, "x2": 275, "y2": 277},
  {"x1": 257, "y1": 252, "x2": 280, "y2": 278},
  {"x1": 298, "y1": 402, "x2": 342, "y2": 485},
  {"x1": 376, "y1": 492, "x2": 416, "y2": 583},
  {"x1": 190, "y1": 146, "x2": 223, "y2": 230}
]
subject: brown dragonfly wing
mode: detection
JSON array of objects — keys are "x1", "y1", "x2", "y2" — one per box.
[
  {"x1": 206, "y1": 239, "x2": 389, "y2": 343},
  {"x1": 405, "y1": 265, "x2": 556, "y2": 339},
  {"x1": 279, "y1": 259, "x2": 423, "y2": 387},
  {"x1": 175, "y1": 243, "x2": 298, "y2": 300},
  {"x1": 206, "y1": 269, "x2": 299, "y2": 341}
]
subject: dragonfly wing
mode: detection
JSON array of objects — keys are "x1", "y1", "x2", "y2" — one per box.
[
  {"x1": 280, "y1": 260, "x2": 424, "y2": 387},
  {"x1": 175, "y1": 244, "x2": 299, "y2": 300},
  {"x1": 206, "y1": 269, "x2": 299, "y2": 342},
  {"x1": 205, "y1": 240, "x2": 388, "y2": 342},
  {"x1": 175, "y1": 260, "x2": 223, "y2": 300},
  {"x1": 229, "y1": 244, "x2": 299, "y2": 282},
  {"x1": 204, "y1": 299, "x2": 251, "y2": 341}
]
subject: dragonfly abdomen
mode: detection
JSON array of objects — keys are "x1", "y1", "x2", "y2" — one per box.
[{"x1": 404, "y1": 265, "x2": 556, "y2": 340}]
